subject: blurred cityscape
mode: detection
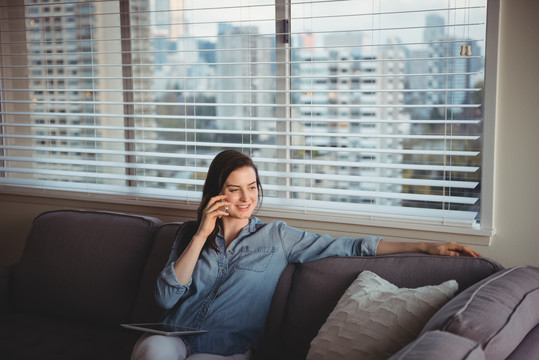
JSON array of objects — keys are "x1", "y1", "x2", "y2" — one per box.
[{"x1": 22, "y1": 0, "x2": 484, "y2": 217}]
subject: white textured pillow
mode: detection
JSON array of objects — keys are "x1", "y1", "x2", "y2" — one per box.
[{"x1": 307, "y1": 271, "x2": 458, "y2": 360}]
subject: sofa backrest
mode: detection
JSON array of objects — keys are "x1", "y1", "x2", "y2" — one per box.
[
  {"x1": 131, "y1": 222, "x2": 183, "y2": 323},
  {"x1": 11, "y1": 210, "x2": 162, "y2": 326},
  {"x1": 257, "y1": 253, "x2": 504, "y2": 360}
]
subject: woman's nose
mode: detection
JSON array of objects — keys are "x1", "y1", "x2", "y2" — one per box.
[{"x1": 239, "y1": 190, "x2": 248, "y2": 201}]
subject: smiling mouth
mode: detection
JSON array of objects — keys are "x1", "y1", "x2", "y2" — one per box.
[{"x1": 237, "y1": 204, "x2": 250, "y2": 209}]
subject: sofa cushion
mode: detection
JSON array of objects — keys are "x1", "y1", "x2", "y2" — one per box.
[
  {"x1": 388, "y1": 331, "x2": 485, "y2": 360},
  {"x1": 307, "y1": 271, "x2": 458, "y2": 360},
  {"x1": 131, "y1": 222, "x2": 182, "y2": 323},
  {"x1": 506, "y1": 323, "x2": 539, "y2": 359},
  {"x1": 421, "y1": 265, "x2": 539, "y2": 360},
  {"x1": 257, "y1": 254, "x2": 503, "y2": 360},
  {"x1": 0, "y1": 265, "x2": 12, "y2": 314},
  {"x1": 11, "y1": 210, "x2": 162, "y2": 325},
  {"x1": 0, "y1": 312, "x2": 140, "y2": 360}
]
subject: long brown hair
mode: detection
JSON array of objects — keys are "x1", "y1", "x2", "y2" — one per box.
[{"x1": 195, "y1": 150, "x2": 263, "y2": 251}]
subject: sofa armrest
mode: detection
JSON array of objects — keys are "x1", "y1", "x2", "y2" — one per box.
[
  {"x1": 388, "y1": 331, "x2": 485, "y2": 360},
  {"x1": 421, "y1": 265, "x2": 539, "y2": 360},
  {"x1": 0, "y1": 265, "x2": 13, "y2": 313}
]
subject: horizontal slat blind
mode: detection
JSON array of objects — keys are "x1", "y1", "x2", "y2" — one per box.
[
  {"x1": 285, "y1": 0, "x2": 486, "y2": 226},
  {"x1": 0, "y1": 0, "x2": 490, "y2": 229}
]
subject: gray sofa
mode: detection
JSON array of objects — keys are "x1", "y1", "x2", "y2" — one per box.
[
  {"x1": 257, "y1": 253, "x2": 539, "y2": 360},
  {"x1": 1, "y1": 209, "x2": 537, "y2": 359}
]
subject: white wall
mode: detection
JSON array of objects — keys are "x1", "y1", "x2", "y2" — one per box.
[
  {"x1": 477, "y1": 0, "x2": 539, "y2": 266},
  {"x1": 1, "y1": 0, "x2": 538, "y2": 268}
]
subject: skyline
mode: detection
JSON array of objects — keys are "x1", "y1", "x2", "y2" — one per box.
[
  {"x1": 2, "y1": 0, "x2": 486, "y2": 222},
  {"x1": 148, "y1": 0, "x2": 486, "y2": 54}
]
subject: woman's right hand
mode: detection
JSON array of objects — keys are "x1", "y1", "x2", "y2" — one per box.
[
  {"x1": 173, "y1": 194, "x2": 230, "y2": 285},
  {"x1": 195, "y1": 194, "x2": 230, "y2": 240}
]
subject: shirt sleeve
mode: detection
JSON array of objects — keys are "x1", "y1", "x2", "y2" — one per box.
[
  {"x1": 276, "y1": 221, "x2": 382, "y2": 263},
  {"x1": 154, "y1": 237, "x2": 192, "y2": 310}
]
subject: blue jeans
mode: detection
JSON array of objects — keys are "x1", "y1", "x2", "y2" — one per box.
[{"x1": 131, "y1": 334, "x2": 251, "y2": 360}]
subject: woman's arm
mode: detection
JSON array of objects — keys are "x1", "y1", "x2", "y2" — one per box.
[
  {"x1": 173, "y1": 193, "x2": 230, "y2": 285},
  {"x1": 173, "y1": 233, "x2": 207, "y2": 285},
  {"x1": 155, "y1": 238, "x2": 191, "y2": 310},
  {"x1": 376, "y1": 240, "x2": 482, "y2": 257},
  {"x1": 155, "y1": 195, "x2": 231, "y2": 309}
]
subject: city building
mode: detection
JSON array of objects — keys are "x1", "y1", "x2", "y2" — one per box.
[
  {"x1": 25, "y1": 0, "x2": 155, "y2": 188},
  {"x1": 291, "y1": 32, "x2": 409, "y2": 206}
]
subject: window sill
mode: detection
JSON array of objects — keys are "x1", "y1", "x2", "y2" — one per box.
[
  {"x1": 257, "y1": 206, "x2": 493, "y2": 247},
  {"x1": 0, "y1": 186, "x2": 493, "y2": 246}
]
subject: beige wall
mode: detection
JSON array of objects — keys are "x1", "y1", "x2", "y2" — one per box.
[
  {"x1": 1, "y1": 0, "x2": 538, "y2": 268},
  {"x1": 479, "y1": 0, "x2": 539, "y2": 267}
]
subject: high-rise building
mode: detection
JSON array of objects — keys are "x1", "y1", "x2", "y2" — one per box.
[
  {"x1": 215, "y1": 25, "x2": 275, "y2": 144},
  {"x1": 291, "y1": 32, "x2": 409, "y2": 205},
  {"x1": 409, "y1": 14, "x2": 481, "y2": 117},
  {"x1": 25, "y1": 0, "x2": 155, "y2": 187}
]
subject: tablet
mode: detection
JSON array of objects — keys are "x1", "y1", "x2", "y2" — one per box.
[{"x1": 121, "y1": 322, "x2": 207, "y2": 336}]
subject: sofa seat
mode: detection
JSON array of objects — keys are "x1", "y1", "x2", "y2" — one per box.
[
  {"x1": 2, "y1": 209, "x2": 538, "y2": 360},
  {"x1": 1, "y1": 210, "x2": 170, "y2": 360},
  {"x1": 0, "y1": 312, "x2": 140, "y2": 360}
]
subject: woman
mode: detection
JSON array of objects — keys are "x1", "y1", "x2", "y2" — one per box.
[{"x1": 132, "y1": 150, "x2": 480, "y2": 360}]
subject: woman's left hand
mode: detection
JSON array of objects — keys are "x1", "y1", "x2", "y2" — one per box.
[{"x1": 424, "y1": 241, "x2": 482, "y2": 257}]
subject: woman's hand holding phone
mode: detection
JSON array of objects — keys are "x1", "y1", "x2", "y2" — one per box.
[
  {"x1": 219, "y1": 192, "x2": 229, "y2": 215},
  {"x1": 174, "y1": 194, "x2": 231, "y2": 285},
  {"x1": 196, "y1": 193, "x2": 230, "y2": 241},
  {"x1": 174, "y1": 193, "x2": 231, "y2": 285}
]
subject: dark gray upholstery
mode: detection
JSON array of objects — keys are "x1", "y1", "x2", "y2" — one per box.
[
  {"x1": 421, "y1": 265, "x2": 539, "y2": 360},
  {"x1": 11, "y1": 210, "x2": 162, "y2": 325},
  {"x1": 3, "y1": 210, "x2": 164, "y2": 360},
  {"x1": 388, "y1": 331, "x2": 485, "y2": 360},
  {"x1": 0, "y1": 313, "x2": 139, "y2": 360},
  {"x1": 0, "y1": 265, "x2": 11, "y2": 314},
  {"x1": 131, "y1": 222, "x2": 182, "y2": 323},
  {"x1": 257, "y1": 254, "x2": 504, "y2": 360},
  {"x1": 3, "y1": 209, "x2": 538, "y2": 360},
  {"x1": 506, "y1": 324, "x2": 539, "y2": 359}
]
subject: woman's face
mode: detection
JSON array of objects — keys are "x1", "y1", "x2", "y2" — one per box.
[{"x1": 221, "y1": 166, "x2": 258, "y2": 220}]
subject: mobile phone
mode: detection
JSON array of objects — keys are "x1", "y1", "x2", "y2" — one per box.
[{"x1": 219, "y1": 192, "x2": 229, "y2": 213}]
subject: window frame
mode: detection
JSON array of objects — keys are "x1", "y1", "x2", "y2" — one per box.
[{"x1": 0, "y1": 0, "x2": 500, "y2": 244}]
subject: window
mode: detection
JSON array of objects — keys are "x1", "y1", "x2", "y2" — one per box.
[{"x1": 0, "y1": 0, "x2": 498, "y2": 237}]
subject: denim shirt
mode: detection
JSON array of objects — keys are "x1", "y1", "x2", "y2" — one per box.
[{"x1": 155, "y1": 217, "x2": 381, "y2": 356}]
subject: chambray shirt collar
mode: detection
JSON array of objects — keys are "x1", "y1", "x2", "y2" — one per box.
[
  {"x1": 216, "y1": 217, "x2": 260, "y2": 251},
  {"x1": 218, "y1": 217, "x2": 260, "y2": 237},
  {"x1": 248, "y1": 216, "x2": 261, "y2": 232}
]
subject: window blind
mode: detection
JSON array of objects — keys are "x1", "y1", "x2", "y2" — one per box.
[{"x1": 0, "y1": 0, "x2": 495, "y2": 231}]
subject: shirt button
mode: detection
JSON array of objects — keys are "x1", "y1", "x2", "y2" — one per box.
[
  {"x1": 203, "y1": 308, "x2": 207, "y2": 313},
  {"x1": 222, "y1": 269, "x2": 226, "y2": 274},
  {"x1": 228, "y1": 249, "x2": 233, "y2": 253}
]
